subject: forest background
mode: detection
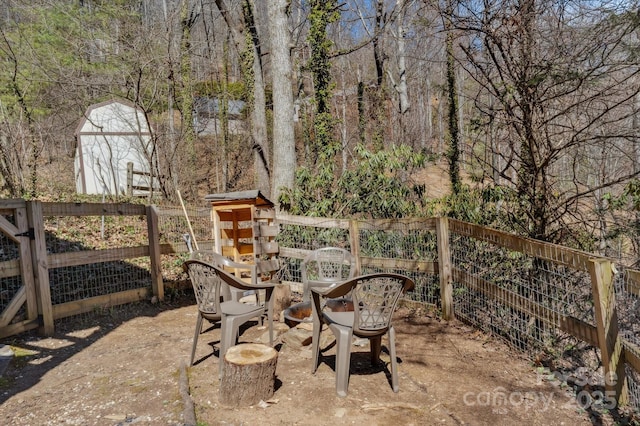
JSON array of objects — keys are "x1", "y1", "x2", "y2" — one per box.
[{"x1": 2, "y1": 0, "x2": 640, "y2": 266}]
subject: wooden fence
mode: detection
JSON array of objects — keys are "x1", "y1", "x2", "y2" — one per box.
[{"x1": 0, "y1": 201, "x2": 638, "y2": 409}]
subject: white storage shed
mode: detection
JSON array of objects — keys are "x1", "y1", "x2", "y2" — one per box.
[{"x1": 75, "y1": 99, "x2": 155, "y2": 196}]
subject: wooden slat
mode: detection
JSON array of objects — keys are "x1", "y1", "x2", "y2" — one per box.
[
  {"x1": 254, "y1": 241, "x2": 279, "y2": 255},
  {"x1": 278, "y1": 246, "x2": 307, "y2": 260},
  {"x1": 146, "y1": 205, "x2": 163, "y2": 301},
  {"x1": 0, "y1": 199, "x2": 27, "y2": 210},
  {"x1": 559, "y1": 316, "x2": 599, "y2": 346},
  {"x1": 15, "y1": 205, "x2": 37, "y2": 322},
  {"x1": 360, "y1": 256, "x2": 437, "y2": 274},
  {"x1": 0, "y1": 215, "x2": 21, "y2": 243},
  {"x1": 623, "y1": 340, "x2": 640, "y2": 373},
  {"x1": 0, "y1": 318, "x2": 39, "y2": 339},
  {"x1": 0, "y1": 259, "x2": 20, "y2": 278},
  {"x1": 52, "y1": 288, "x2": 150, "y2": 320},
  {"x1": 221, "y1": 227, "x2": 253, "y2": 240},
  {"x1": 222, "y1": 244, "x2": 253, "y2": 257},
  {"x1": 448, "y1": 219, "x2": 593, "y2": 272},
  {"x1": 42, "y1": 202, "x2": 146, "y2": 217},
  {"x1": 215, "y1": 208, "x2": 252, "y2": 222},
  {"x1": 47, "y1": 246, "x2": 150, "y2": 268},
  {"x1": 276, "y1": 214, "x2": 351, "y2": 229},
  {"x1": 253, "y1": 208, "x2": 275, "y2": 219},
  {"x1": 159, "y1": 240, "x2": 214, "y2": 255},
  {"x1": 256, "y1": 259, "x2": 280, "y2": 274},
  {"x1": 28, "y1": 200, "x2": 54, "y2": 335},
  {"x1": 0, "y1": 286, "x2": 26, "y2": 327},
  {"x1": 356, "y1": 217, "x2": 438, "y2": 231},
  {"x1": 253, "y1": 224, "x2": 279, "y2": 237}
]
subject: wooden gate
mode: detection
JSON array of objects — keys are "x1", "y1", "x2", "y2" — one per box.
[{"x1": 0, "y1": 200, "x2": 51, "y2": 338}]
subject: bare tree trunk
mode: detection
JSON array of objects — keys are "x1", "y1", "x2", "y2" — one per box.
[
  {"x1": 395, "y1": 0, "x2": 409, "y2": 115},
  {"x1": 268, "y1": 0, "x2": 295, "y2": 208}
]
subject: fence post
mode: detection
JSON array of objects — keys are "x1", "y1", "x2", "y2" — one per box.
[
  {"x1": 26, "y1": 200, "x2": 54, "y2": 335},
  {"x1": 127, "y1": 162, "x2": 134, "y2": 197},
  {"x1": 588, "y1": 258, "x2": 628, "y2": 407},
  {"x1": 146, "y1": 205, "x2": 164, "y2": 301},
  {"x1": 349, "y1": 219, "x2": 361, "y2": 275},
  {"x1": 436, "y1": 217, "x2": 453, "y2": 320}
]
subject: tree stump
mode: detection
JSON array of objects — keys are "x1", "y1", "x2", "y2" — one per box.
[
  {"x1": 273, "y1": 283, "x2": 291, "y2": 321},
  {"x1": 219, "y1": 343, "x2": 278, "y2": 407}
]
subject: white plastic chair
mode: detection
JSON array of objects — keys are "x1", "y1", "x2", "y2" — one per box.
[
  {"x1": 184, "y1": 259, "x2": 275, "y2": 377},
  {"x1": 301, "y1": 247, "x2": 357, "y2": 302},
  {"x1": 310, "y1": 273, "x2": 415, "y2": 397}
]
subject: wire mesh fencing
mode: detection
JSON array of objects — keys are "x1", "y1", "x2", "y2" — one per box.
[
  {"x1": 276, "y1": 217, "x2": 440, "y2": 307},
  {"x1": 277, "y1": 219, "x2": 352, "y2": 286},
  {"x1": 43, "y1": 208, "x2": 152, "y2": 306},
  {"x1": 357, "y1": 220, "x2": 440, "y2": 307},
  {"x1": 614, "y1": 265, "x2": 640, "y2": 407},
  {"x1": 448, "y1": 219, "x2": 640, "y2": 412},
  {"x1": 0, "y1": 212, "x2": 26, "y2": 323},
  {"x1": 450, "y1": 232, "x2": 595, "y2": 352}
]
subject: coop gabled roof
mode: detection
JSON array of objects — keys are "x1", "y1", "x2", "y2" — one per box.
[{"x1": 204, "y1": 190, "x2": 273, "y2": 207}]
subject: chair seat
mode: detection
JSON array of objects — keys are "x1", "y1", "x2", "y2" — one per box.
[
  {"x1": 184, "y1": 259, "x2": 276, "y2": 370},
  {"x1": 201, "y1": 311, "x2": 222, "y2": 322},
  {"x1": 221, "y1": 300, "x2": 265, "y2": 317},
  {"x1": 322, "y1": 311, "x2": 354, "y2": 327},
  {"x1": 311, "y1": 273, "x2": 415, "y2": 396}
]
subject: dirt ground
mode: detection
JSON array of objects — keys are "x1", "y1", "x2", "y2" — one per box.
[{"x1": 0, "y1": 295, "x2": 629, "y2": 426}]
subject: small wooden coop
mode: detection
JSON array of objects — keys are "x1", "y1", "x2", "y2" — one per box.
[{"x1": 204, "y1": 190, "x2": 280, "y2": 282}]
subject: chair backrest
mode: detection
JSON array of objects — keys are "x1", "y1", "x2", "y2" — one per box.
[
  {"x1": 351, "y1": 273, "x2": 415, "y2": 335},
  {"x1": 189, "y1": 250, "x2": 216, "y2": 264},
  {"x1": 302, "y1": 247, "x2": 357, "y2": 285},
  {"x1": 184, "y1": 259, "x2": 226, "y2": 315}
]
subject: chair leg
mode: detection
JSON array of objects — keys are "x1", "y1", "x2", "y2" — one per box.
[
  {"x1": 190, "y1": 314, "x2": 203, "y2": 366},
  {"x1": 369, "y1": 335, "x2": 382, "y2": 365},
  {"x1": 389, "y1": 326, "x2": 399, "y2": 392},
  {"x1": 311, "y1": 316, "x2": 321, "y2": 374},
  {"x1": 219, "y1": 314, "x2": 234, "y2": 378},
  {"x1": 330, "y1": 324, "x2": 353, "y2": 397}
]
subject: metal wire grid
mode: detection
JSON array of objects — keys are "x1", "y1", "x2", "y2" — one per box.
[
  {"x1": 614, "y1": 266, "x2": 640, "y2": 409},
  {"x1": 277, "y1": 223, "x2": 351, "y2": 252},
  {"x1": 627, "y1": 364, "x2": 640, "y2": 409},
  {"x1": 45, "y1": 214, "x2": 149, "y2": 251},
  {"x1": 156, "y1": 206, "x2": 212, "y2": 246},
  {"x1": 614, "y1": 266, "x2": 640, "y2": 349},
  {"x1": 450, "y1": 233, "x2": 595, "y2": 352},
  {"x1": 0, "y1": 214, "x2": 24, "y2": 317},
  {"x1": 44, "y1": 214, "x2": 152, "y2": 305},
  {"x1": 357, "y1": 226, "x2": 439, "y2": 306},
  {"x1": 276, "y1": 223, "x2": 351, "y2": 287}
]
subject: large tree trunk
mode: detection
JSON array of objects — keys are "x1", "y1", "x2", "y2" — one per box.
[{"x1": 267, "y1": 0, "x2": 295, "y2": 208}]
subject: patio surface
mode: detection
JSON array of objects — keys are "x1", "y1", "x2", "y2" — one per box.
[{"x1": 0, "y1": 296, "x2": 606, "y2": 425}]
